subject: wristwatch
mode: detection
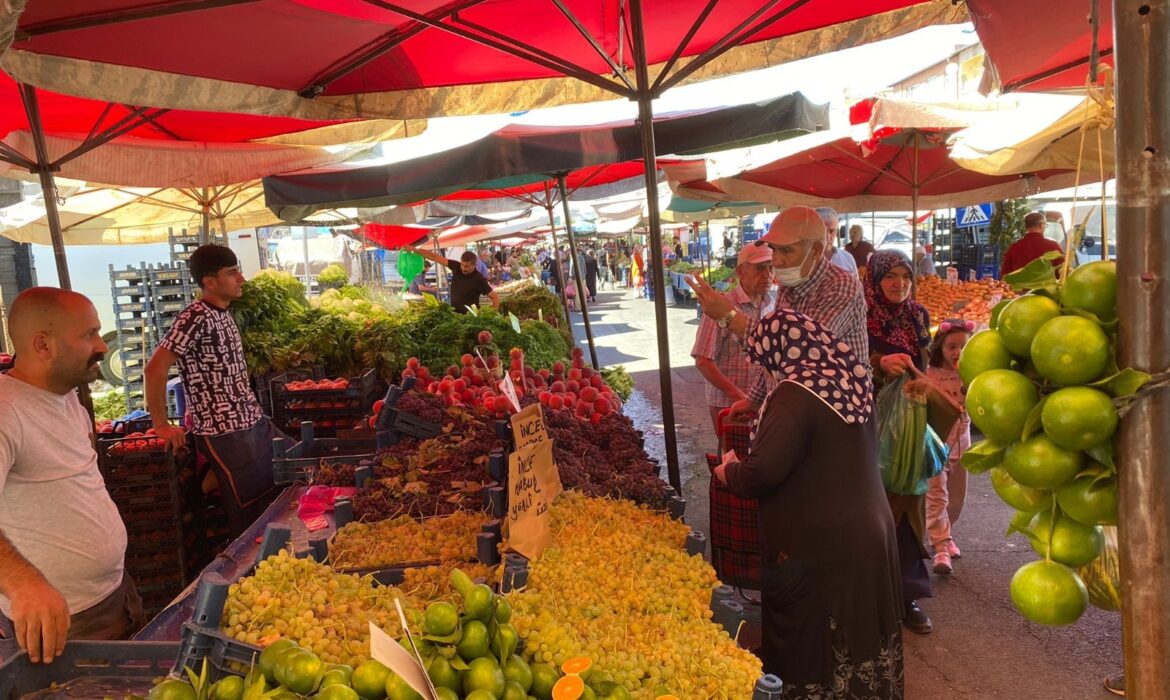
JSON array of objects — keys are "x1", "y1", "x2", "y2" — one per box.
[{"x1": 717, "y1": 308, "x2": 740, "y2": 329}]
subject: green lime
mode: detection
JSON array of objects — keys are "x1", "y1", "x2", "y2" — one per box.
[
  {"x1": 958, "y1": 329, "x2": 1014, "y2": 386},
  {"x1": 434, "y1": 689, "x2": 460, "y2": 700},
  {"x1": 457, "y1": 620, "x2": 491, "y2": 661},
  {"x1": 1056, "y1": 473, "x2": 1119, "y2": 526},
  {"x1": 1041, "y1": 386, "x2": 1119, "y2": 450},
  {"x1": 990, "y1": 467, "x2": 1050, "y2": 513},
  {"x1": 503, "y1": 655, "x2": 533, "y2": 692},
  {"x1": 316, "y1": 685, "x2": 361, "y2": 700},
  {"x1": 321, "y1": 665, "x2": 354, "y2": 688},
  {"x1": 999, "y1": 295, "x2": 1061, "y2": 358},
  {"x1": 423, "y1": 601, "x2": 460, "y2": 637},
  {"x1": 1031, "y1": 316, "x2": 1111, "y2": 386},
  {"x1": 1031, "y1": 510, "x2": 1105, "y2": 568},
  {"x1": 463, "y1": 656, "x2": 506, "y2": 697},
  {"x1": 428, "y1": 656, "x2": 461, "y2": 692},
  {"x1": 502, "y1": 680, "x2": 528, "y2": 700},
  {"x1": 1004, "y1": 434, "x2": 1084, "y2": 490},
  {"x1": 1062, "y1": 260, "x2": 1117, "y2": 320},
  {"x1": 385, "y1": 672, "x2": 423, "y2": 700},
  {"x1": 464, "y1": 584, "x2": 496, "y2": 621},
  {"x1": 530, "y1": 664, "x2": 560, "y2": 700},
  {"x1": 283, "y1": 650, "x2": 325, "y2": 696},
  {"x1": 350, "y1": 660, "x2": 391, "y2": 700},
  {"x1": 494, "y1": 598, "x2": 513, "y2": 624},
  {"x1": 147, "y1": 679, "x2": 197, "y2": 700},
  {"x1": 966, "y1": 369, "x2": 1039, "y2": 443},
  {"x1": 1010, "y1": 560, "x2": 1088, "y2": 626},
  {"x1": 258, "y1": 639, "x2": 297, "y2": 684},
  {"x1": 209, "y1": 675, "x2": 244, "y2": 700}
]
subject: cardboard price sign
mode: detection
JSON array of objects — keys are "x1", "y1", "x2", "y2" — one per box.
[
  {"x1": 510, "y1": 403, "x2": 563, "y2": 499},
  {"x1": 506, "y1": 440, "x2": 555, "y2": 560}
]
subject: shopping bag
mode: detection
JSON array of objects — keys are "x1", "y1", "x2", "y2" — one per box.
[{"x1": 876, "y1": 375, "x2": 949, "y2": 495}]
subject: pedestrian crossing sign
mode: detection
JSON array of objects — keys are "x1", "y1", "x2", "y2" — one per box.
[{"x1": 956, "y1": 203, "x2": 993, "y2": 228}]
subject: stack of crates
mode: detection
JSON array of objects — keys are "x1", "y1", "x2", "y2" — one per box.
[
  {"x1": 109, "y1": 262, "x2": 194, "y2": 412},
  {"x1": 958, "y1": 243, "x2": 1000, "y2": 280},
  {"x1": 169, "y1": 228, "x2": 226, "y2": 263},
  {"x1": 97, "y1": 421, "x2": 196, "y2": 618}
]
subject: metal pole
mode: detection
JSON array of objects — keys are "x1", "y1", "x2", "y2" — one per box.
[
  {"x1": 200, "y1": 187, "x2": 211, "y2": 245},
  {"x1": 18, "y1": 84, "x2": 70, "y2": 290},
  {"x1": 557, "y1": 174, "x2": 599, "y2": 370},
  {"x1": 629, "y1": 0, "x2": 681, "y2": 494},
  {"x1": 544, "y1": 202, "x2": 576, "y2": 340},
  {"x1": 1115, "y1": 0, "x2": 1170, "y2": 696},
  {"x1": 301, "y1": 226, "x2": 312, "y2": 292}
]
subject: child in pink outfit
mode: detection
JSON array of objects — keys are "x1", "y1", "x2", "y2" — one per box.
[{"x1": 925, "y1": 319, "x2": 974, "y2": 575}]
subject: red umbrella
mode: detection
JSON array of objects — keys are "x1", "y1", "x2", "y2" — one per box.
[{"x1": 967, "y1": 0, "x2": 1113, "y2": 93}]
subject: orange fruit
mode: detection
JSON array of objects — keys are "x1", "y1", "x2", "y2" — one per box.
[
  {"x1": 958, "y1": 329, "x2": 1014, "y2": 386},
  {"x1": 998, "y1": 295, "x2": 1061, "y2": 357},
  {"x1": 1030, "y1": 316, "x2": 1111, "y2": 386},
  {"x1": 1030, "y1": 509, "x2": 1105, "y2": 567},
  {"x1": 1040, "y1": 387, "x2": 1118, "y2": 450},
  {"x1": 1062, "y1": 260, "x2": 1117, "y2": 321},
  {"x1": 1056, "y1": 473, "x2": 1120, "y2": 526},
  {"x1": 1004, "y1": 434, "x2": 1084, "y2": 490},
  {"x1": 1010, "y1": 560, "x2": 1088, "y2": 626},
  {"x1": 990, "y1": 467, "x2": 1051, "y2": 513},
  {"x1": 966, "y1": 370, "x2": 1039, "y2": 443}
]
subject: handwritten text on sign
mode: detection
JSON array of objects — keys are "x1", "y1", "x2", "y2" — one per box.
[
  {"x1": 506, "y1": 440, "x2": 554, "y2": 559},
  {"x1": 510, "y1": 403, "x2": 563, "y2": 499}
]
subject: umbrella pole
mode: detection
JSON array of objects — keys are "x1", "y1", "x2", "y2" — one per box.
[
  {"x1": 19, "y1": 84, "x2": 70, "y2": 290},
  {"x1": 544, "y1": 201, "x2": 576, "y2": 341},
  {"x1": 201, "y1": 188, "x2": 211, "y2": 245},
  {"x1": 1116, "y1": 0, "x2": 1170, "y2": 694},
  {"x1": 630, "y1": 0, "x2": 682, "y2": 495},
  {"x1": 557, "y1": 174, "x2": 599, "y2": 370}
]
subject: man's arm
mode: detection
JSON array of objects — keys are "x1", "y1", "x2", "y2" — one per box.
[
  {"x1": 487, "y1": 290, "x2": 501, "y2": 310},
  {"x1": 0, "y1": 530, "x2": 69, "y2": 663},
  {"x1": 402, "y1": 245, "x2": 448, "y2": 267},
  {"x1": 694, "y1": 357, "x2": 746, "y2": 403},
  {"x1": 144, "y1": 347, "x2": 186, "y2": 452}
]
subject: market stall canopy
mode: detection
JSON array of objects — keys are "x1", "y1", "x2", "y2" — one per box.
[
  {"x1": 967, "y1": 0, "x2": 1113, "y2": 93},
  {"x1": 949, "y1": 93, "x2": 1114, "y2": 182},
  {"x1": 263, "y1": 93, "x2": 829, "y2": 220},
  {"x1": 0, "y1": 75, "x2": 422, "y2": 188},
  {"x1": 0, "y1": 1, "x2": 964, "y2": 121},
  {"x1": 678, "y1": 98, "x2": 1083, "y2": 213},
  {"x1": 0, "y1": 180, "x2": 285, "y2": 245}
]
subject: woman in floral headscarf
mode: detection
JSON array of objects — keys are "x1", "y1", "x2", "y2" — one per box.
[
  {"x1": 865, "y1": 249, "x2": 939, "y2": 636},
  {"x1": 715, "y1": 310, "x2": 903, "y2": 700}
]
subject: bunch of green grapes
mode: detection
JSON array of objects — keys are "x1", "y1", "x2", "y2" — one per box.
[
  {"x1": 507, "y1": 493, "x2": 761, "y2": 698},
  {"x1": 400, "y1": 561, "x2": 500, "y2": 604},
  {"x1": 329, "y1": 510, "x2": 489, "y2": 569},
  {"x1": 221, "y1": 549, "x2": 418, "y2": 667}
]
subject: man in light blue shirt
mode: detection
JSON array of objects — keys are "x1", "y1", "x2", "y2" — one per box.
[{"x1": 816, "y1": 207, "x2": 859, "y2": 275}]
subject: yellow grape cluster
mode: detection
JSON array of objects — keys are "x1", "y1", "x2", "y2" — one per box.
[
  {"x1": 400, "y1": 561, "x2": 501, "y2": 604},
  {"x1": 329, "y1": 510, "x2": 489, "y2": 569},
  {"x1": 507, "y1": 493, "x2": 761, "y2": 698},
  {"x1": 221, "y1": 549, "x2": 418, "y2": 667}
]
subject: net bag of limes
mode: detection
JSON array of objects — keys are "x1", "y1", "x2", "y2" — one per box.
[{"x1": 875, "y1": 375, "x2": 949, "y2": 495}]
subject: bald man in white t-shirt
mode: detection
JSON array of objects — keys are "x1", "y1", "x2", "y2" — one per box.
[{"x1": 0, "y1": 288, "x2": 143, "y2": 663}]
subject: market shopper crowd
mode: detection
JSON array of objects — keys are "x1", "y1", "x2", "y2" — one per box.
[{"x1": 689, "y1": 205, "x2": 967, "y2": 697}]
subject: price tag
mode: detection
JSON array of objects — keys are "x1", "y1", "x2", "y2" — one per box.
[
  {"x1": 506, "y1": 440, "x2": 555, "y2": 560},
  {"x1": 509, "y1": 312, "x2": 523, "y2": 334},
  {"x1": 498, "y1": 373, "x2": 521, "y2": 413},
  {"x1": 946, "y1": 268, "x2": 959, "y2": 285},
  {"x1": 369, "y1": 619, "x2": 437, "y2": 700}
]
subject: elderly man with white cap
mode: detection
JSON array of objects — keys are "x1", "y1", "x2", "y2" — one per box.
[
  {"x1": 688, "y1": 206, "x2": 869, "y2": 421},
  {"x1": 690, "y1": 243, "x2": 776, "y2": 434}
]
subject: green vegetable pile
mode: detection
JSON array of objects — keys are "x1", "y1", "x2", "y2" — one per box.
[
  {"x1": 497, "y1": 282, "x2": 571, "y2": 348},
  {"x1": 703, "y1": 266, "x2": 736, "y2": 286},
  {"x1": 234, "y1": 272, "x2": 570, "y2": 383},
  {"x1": 316, "y1": 263, "x2": 349, "y2": 290},
  {"x1": 600, "y1": 365, "x2": 635, "y2": 401}
]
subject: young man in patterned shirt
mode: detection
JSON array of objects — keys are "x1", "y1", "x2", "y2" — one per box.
[
  {"x1": 145, "y1": 245, "x2": 280, "y2": 536},
  {"x1": 690, "y1": 244, "x2": 775, "y2": 435}
]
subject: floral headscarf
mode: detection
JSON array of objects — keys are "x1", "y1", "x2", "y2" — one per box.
[
  {"x1": 865, "y1": 249, "x2": 931, "y2": 359},
  {"x1": 747, "y1": 310, "x2": 873, "y2": 425}
]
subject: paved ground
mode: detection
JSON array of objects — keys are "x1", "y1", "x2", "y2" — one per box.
[{"x1": 569, "y1": 285, "x2": 1123, "y2": 700}]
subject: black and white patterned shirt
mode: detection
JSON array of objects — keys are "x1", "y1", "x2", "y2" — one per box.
[{"x1": 160, "y1": 300, "x2": 263, "y2": 436}]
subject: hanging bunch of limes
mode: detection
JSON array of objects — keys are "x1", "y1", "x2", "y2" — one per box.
[{"x1": 959, "y1": 255, "x2": 1140, "y2": 626}]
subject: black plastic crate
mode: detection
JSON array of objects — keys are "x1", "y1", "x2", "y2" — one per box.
[
  {"x1": 271, "y1": 368, "x2": 378, "y2": 407},
  {"x1": 375, "y1": 382, "x2": 443, "y2": 440},
  {"x1": 0, "y1": 640, "x2": 180, "y2": 700},
  {"x1": 958, "y1": 244, "x2": 999, "y2": 266},
  {"x1": 271, "y1": 425, "x2": 378, "y2": 485}
]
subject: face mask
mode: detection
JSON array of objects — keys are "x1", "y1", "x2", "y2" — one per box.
[{"x1": 773, "y1": 244, "x2": 813, "y2": 287}]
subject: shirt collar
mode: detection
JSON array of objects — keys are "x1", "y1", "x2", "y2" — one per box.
[{"x1": 731, "y1": 283, "x2": 768, "y2": 309}]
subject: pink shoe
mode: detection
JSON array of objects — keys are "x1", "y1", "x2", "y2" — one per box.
[
  {"x1": 945, "y1": 540, "x2": 962, "y2": 559},
  {"x1": 932, "y1": 551, "x2": 953, "y2": 575}
]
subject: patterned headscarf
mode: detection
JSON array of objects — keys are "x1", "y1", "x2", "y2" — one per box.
[
  {"x1": 747, "y1": 310, "x2": 873, "y2": 425},
  {"x1": 865, "y1": 249, "x2": 931, "y2": 358}
]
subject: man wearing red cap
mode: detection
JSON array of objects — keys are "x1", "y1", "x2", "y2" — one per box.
[
  {"x1": 690, "y1": 244, "x2": 775, "y2": 434},
  {"x1": 688, "y1": 206, "x2": 869, "y2": 419}
]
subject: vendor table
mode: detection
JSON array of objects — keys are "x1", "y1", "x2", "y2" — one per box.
[{"x1": 134, "y1": 485, "x2": 335, "y2": 641}]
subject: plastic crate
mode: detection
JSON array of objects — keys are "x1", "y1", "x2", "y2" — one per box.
[
  {"x1": 957, "y1": 263, "x2": 1000, "y2": 281},
  {"x1": 375, "y1": 382, "x2": 443, "y2": 440},
  {"x1": 271, "y1": 425, "x2": 378, "y2": 485},
  {"x1": 109, "y1": 264, "x2": 151, "y2": 282},
  {"x1": 272, "y1": 368, "x2": 378, "y2": 407},
  {"x1": 0, "y1": 640, "x2": 180, "y2": 699},
  {"x1": 958, "y1": 244, "x2": 999, "y2": 266}
]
